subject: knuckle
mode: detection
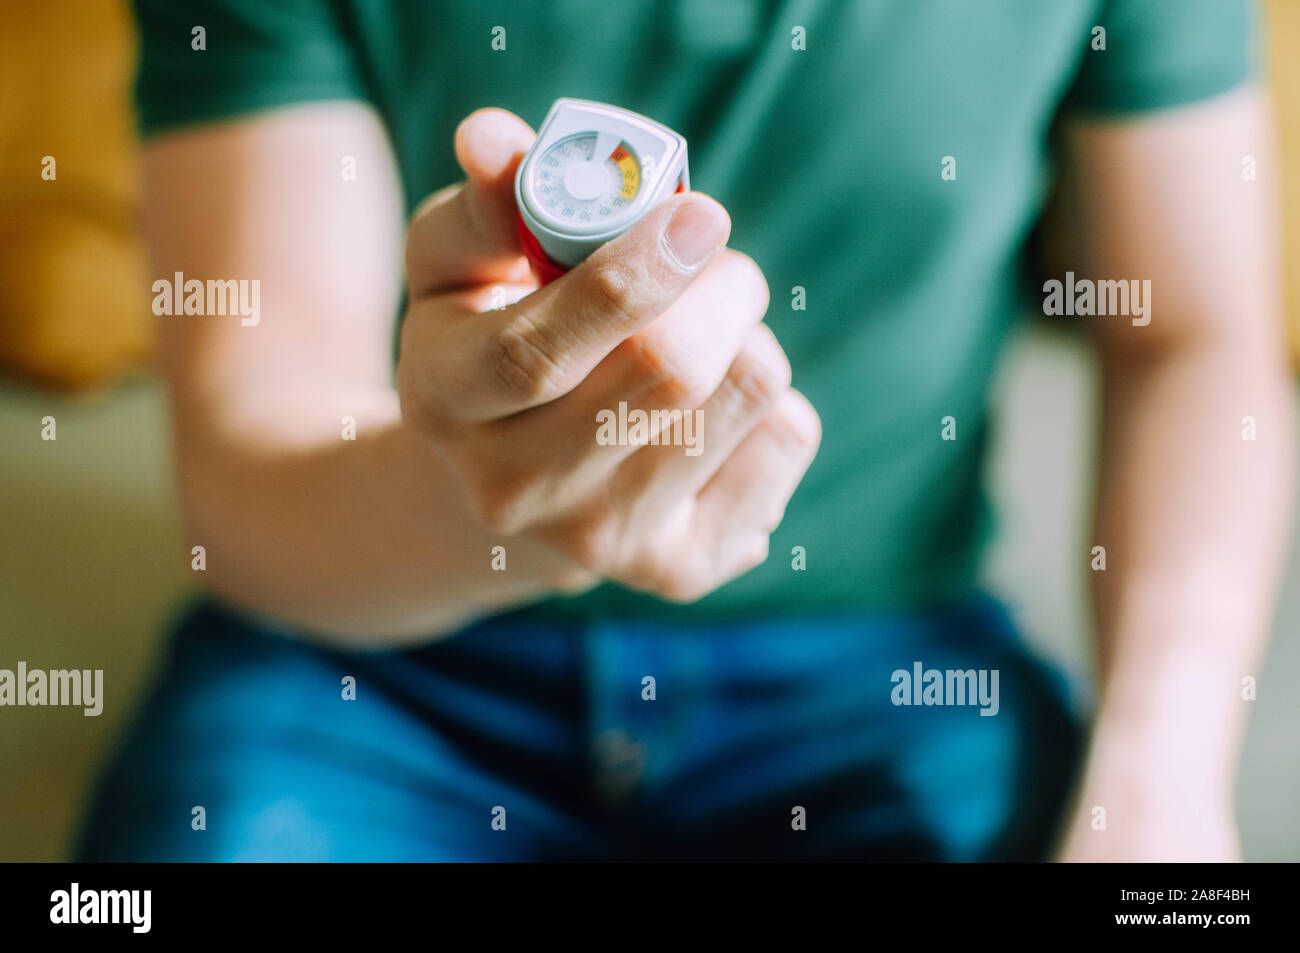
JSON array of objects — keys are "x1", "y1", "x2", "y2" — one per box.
[
  {"x1": 742, "y1": 534, "x2": 771, "y2": 569},
  {"x1": 396, "y1": 358, "x2": 452, "y2": 440},
  {"x1": 490, "y1": 318, "x2": 564, "y2": 403},
  {"x1": 467, "y1": 472, "x2": 535, "y2": 535},
  {"x1": 719, "y1": 250, "x2": 770, "y2": 312},
  {"x1": 587, "y1": 259, "x2": 644, "y2": 330},
  {"x1": 729, "y1": 341, "x2": 791, "y2": 414},
  {"x1": 648, "y1": 368, "x2": 711, "y2": 411},
  {"x1": 655, "y1": 570, "x2": 711, "y2": 604},
  {"x1": 617, "y1": 543, "x2": 698, "y2": 602},
  {"x1": 565, "y1": 516, "x2": 618, "y2": 572},
  {"x1": 767, "y1": 393, "x2": 822, "y2": 452},
  {"x1": 395, "y1": 364, "x2": 438, "y2": 436},
  {"x1": 618, "y1": 335, "x2": 711, "y2": 409},
  {"x1": 761, "y1": 493, "x2": 793, "y2": 534},
  {"x1": 553, "y1": 565, "x2": 599, "y2": 594},
  {"x1": 638, "y1": 547, "x2": 713, "y2": 603},
  {"x1": 616, "y1": 334, "x2": 664, "y2": 383}
]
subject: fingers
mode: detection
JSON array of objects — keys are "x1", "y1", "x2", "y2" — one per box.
[
  {"x1": 409, "y1": 192, "x2": 732, "y2": 423},
  {"x1": 597, "y1": 345, "x2": 813, "y2": 602},
  {"x1": 491, "y1": 249, "x2": 770, "y2": 491},
  {"x1": 589, "y1": 249, "x2": 771, "y2": 422},
  {"x1": 401, "y1": 250, "x2": 775, "y2": 542},
  {"x1": 597, "y1": 388, "x2": 821, "y2": 603},
  {"x1": 610, "y1": 323, "x2": 791, "y2": 507},
  {"x1": 474, "y1": 194, "x2": 731, "y2": 413},
  {"x1": 396, "y1": 108, "x2": 823, "y2": 607},
  {"x1": 695, "y1": 389, "x2": 822, "y2": 541},
  {"x1": 404, "y1": 108, "x2": 537, "y2": 296}
]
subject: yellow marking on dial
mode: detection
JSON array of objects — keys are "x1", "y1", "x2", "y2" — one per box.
[{"x1": 610, "y1": 145, "x2": 640, "y2": 200}]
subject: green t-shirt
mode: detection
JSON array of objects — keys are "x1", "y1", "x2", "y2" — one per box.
[{"x1": 132, "y1": 0, "x2": 1257, "y2": 623}]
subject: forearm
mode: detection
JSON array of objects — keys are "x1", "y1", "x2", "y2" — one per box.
[
  {"x1": 1087, "y1": 335, "x2": 1295, "y2": 801},
  {"x1": 171, "y1": 383, "x2": 589, "y2": 647},
  {"x1": 138, "y1": 105, "x2": 595, "y2": 647}
]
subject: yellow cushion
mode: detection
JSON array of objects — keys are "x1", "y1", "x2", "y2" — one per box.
[
  {"x1": 0, "y1": 0, "x2": 151, "y2": 391},
  {"x1": 1266, "y1": 0, "x2": 1300, "y2": 365}
]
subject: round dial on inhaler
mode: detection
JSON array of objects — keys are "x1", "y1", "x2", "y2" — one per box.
[{"x1": 515, "y1": 99, "x2": 690, "y2": 284}]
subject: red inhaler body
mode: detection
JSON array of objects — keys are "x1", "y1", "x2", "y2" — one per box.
[
  {"x1": 515, "y1": 212, "x2": 572, "y2": 287},
  {"x1": 514, "y1": 99, "x2": 691, "y2": 287}
]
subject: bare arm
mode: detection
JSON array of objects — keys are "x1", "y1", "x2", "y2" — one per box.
[
  {"x1": 1051, "y1": 86, "x2": 1295, "y2": 860},
  {"x1": 148, "y1": 103, "x2": 587, "y2": 646},
  {"x1": 147, "y1": 102, "x2": 816, "y2": 648}
]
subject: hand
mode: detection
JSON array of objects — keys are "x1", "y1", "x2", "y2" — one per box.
[{"x1": 397, "y1": 108, "x2": 821, "y2": 602}]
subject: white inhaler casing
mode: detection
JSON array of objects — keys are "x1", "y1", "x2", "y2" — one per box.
[{"x1": 514, "y1": 98, "x2": 689, "y2": 284}]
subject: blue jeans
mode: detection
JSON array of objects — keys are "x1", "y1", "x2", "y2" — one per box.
[{"x1": 76, "y1": 594, "x2": 1083, "y2": 861}]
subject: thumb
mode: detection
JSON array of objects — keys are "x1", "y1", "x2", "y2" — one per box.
[{"x1": 405, "y1": 108, "x2": 536, "y2": 297}]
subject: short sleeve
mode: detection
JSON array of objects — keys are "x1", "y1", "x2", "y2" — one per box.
[
  {"x1": 130, "y1": 0, "x2": 367, "y2": 138},
  {"x1": 1064, "y1": 0, "x2": 1261, "y2": 116}
]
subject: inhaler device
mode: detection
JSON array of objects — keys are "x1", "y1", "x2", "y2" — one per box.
[{"x1": 515, "y1": 99, "x2": 690, "y2": 285}]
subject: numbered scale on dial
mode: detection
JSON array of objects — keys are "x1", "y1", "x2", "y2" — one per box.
[{"x1": 516, "y1": 99, "x2": 689, "y2": 281}]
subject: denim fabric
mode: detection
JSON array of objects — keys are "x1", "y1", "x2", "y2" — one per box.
[{"x1": 76, "y1": 594, "x2": 1083, "y2": 861}]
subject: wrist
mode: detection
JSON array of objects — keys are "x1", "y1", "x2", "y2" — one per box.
[{"x1": 1080, "y1": 704, "x2": 1238, "y2": 808}]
